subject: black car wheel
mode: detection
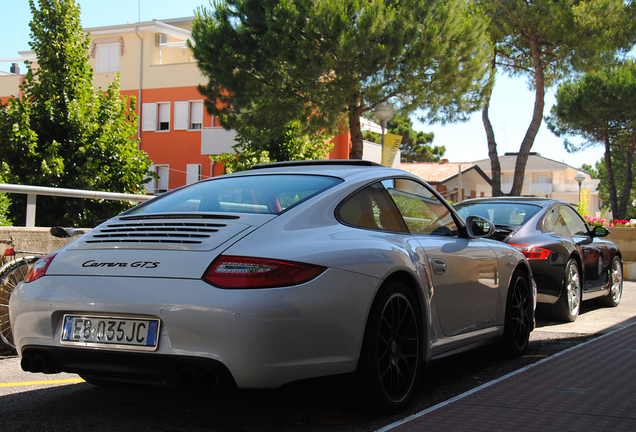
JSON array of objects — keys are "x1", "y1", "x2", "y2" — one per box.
[
  {"x1": 554, "y1": 258, "x2": 581, "y2": 322},
  {"x1": 355, "y1": 280, "x2": 422, "y2": 414},
  {"x1": 501, "y1": 270, "x2": 532, "y2": 356},
  {"x1": 597, "y1": 256, "x2": 623, "y2": 307}
]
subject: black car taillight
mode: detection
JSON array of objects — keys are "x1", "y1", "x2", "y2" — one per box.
[
  {"x1": 509, "y1": 244, "x2": 551, "y2": 260},
  {"x1": 203, "y1": 256, "x2": 326, "y2": 289}
]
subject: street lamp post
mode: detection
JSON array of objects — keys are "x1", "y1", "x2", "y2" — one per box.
[
  {"x1": 374, "y1": 102, "x2": 394, "y2": 146},
  {"x1": 575, "y1": 171, "x2": 586, "y2": 203}
]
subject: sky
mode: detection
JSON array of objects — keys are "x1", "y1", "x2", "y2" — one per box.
[{"x1": 0, "y1": 0, "x2": 608, "y2": 169}]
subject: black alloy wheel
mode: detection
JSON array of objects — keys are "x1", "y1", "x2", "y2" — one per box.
[
  {"x1": 502, "y1": 270, "x2": 532, "y2": 356},
  {"x1": 356, "y1": 280, "x2": 422, "y2": 413}
]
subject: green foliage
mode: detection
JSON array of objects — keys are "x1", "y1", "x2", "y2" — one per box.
[
  {"x1": 212, "y1": 121, "x2": 333, "y2": 173},
  {"x1": 191, "y1": 0, "x2": 491, "y2": 159},
  {"x1": 479, "y1": 0, "x2": 634, "y2": 196},
  {"x1": 580, "y1": 164, "x2": 598, "y2": 179},
  {"x1": 594, "y1": 154, "x2": 636, "y2": 220},
  {"x1": 0, "y1": 164, "x2": 12, "y2": 227},
  {"x1": 0, "y1": 0, "x2": 154, "y2": 227},
  {"x1": 362, "y1": 115, "x2": 444, "y2": 162},
  {"x1": 547, "y1": 62, "x2": 636, "y2": 219}
]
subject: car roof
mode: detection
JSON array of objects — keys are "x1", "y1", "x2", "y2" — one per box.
[
  {"x1": 221, "y1": 160, "x2": 411, "y2": 180},
  {"x1": 455, "y1": 196, "x2": 568, "y2": 207}
]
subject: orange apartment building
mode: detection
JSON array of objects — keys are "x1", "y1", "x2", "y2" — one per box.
[{"x1": 0, "y1": 17, "x2": 354, "y2": 194}]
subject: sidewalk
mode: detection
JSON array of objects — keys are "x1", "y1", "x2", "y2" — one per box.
[{"x1": 379, "y1": 321, "x2": 636, "y2": 432}]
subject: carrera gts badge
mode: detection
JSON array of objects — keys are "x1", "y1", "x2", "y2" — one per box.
[{"x1": 82, "y1": 260, "x2": 160, "y2": 269}]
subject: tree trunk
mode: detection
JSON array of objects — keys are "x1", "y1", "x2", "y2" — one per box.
[
  {"x1": 604, "y1": 133, "x2": 619, "y2": 218},
  {"x1": 348, "y1": 106, "x2": 364, "y2": 159},
  {"x1": 482, "y1": 54, "x2": 502, "y2": 197},
  {"x1": 617, "y1": 129, "x2": 636, "y2": 219},
  {"x1": 510, "y1": 38, "x2": 545, "y2": 196}
]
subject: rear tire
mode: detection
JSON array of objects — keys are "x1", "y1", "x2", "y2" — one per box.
[
  {"x1": 354, "y1": 280, "x2": 422, "y2": 414},
  {"x1": 0, "y1": 257, "x2": 39, "y2": 352},
  {"x1": 553, "y1": 258, "x2": 581, "y2": 322},
  {"x1": 501, "y1": 270, "x2": 532, "y2": 356},
  {"x1": 597, "y1": 256, "x2": 622, "y2": 307}
]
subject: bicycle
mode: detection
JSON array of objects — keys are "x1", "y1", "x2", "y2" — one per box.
[{"x1": 0, "y1": 226, "x2": 84, "y2": 353}]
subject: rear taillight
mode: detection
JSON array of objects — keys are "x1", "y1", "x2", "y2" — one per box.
[
  {"x1": 509, "y1": 244, "x2": 551, "y2": 260},
  {"x1": 24, "y1": 253, "x2": 58, "y2": 283},
  {"x1": 203, "y1": 256, "x2": 325, "y2": 289},
  {"x1": 3, "y1": 248, "x2": 15, "y2": 256}
]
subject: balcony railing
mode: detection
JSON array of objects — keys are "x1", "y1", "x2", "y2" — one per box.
[{"x1": 0, "y1": 183, "x2": 153, "y2": 227}]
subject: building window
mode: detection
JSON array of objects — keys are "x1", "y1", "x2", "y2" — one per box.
[
  {"x1": 186, "y1": 164, "x2": 202, "y2": 185},
  {"x1": 95, "y1": 43, "x2": 120, "y2": 73},
  {"x1": 147, "y1": 165, "x2": 169, "y2": 194},
  {"x1": 142, "y1": 103, "x2": 171, "y2": 132},
  {"x1": 174, "y1": 100, "x2": 203, "y2": 130}
]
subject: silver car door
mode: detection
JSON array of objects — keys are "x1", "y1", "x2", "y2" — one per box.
[{"x1": 383, "y1": 178, "x2": 499, "y2": 337}]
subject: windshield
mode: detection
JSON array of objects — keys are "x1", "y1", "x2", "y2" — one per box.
[
  {"x1": 125, "y1": 174, "x2": 342, "y2": 216},
  {"x1": 454, "y1": 202, "x2": 542, "y2": 226}
]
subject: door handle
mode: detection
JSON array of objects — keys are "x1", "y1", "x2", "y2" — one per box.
[{"x1": 431, "y1": 258, "x2": 447, "y2": 275}]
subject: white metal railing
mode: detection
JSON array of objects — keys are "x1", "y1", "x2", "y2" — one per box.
[{"x1": 0, "y1": 183, "x2": 154, "y2": 227}]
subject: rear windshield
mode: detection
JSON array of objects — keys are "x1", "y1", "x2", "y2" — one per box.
[
  {"x1": 454, "y1": 202, "x2": 542, "y2": 226},
  {"x1": 126, "y1": 174, "x2": 342, "y2": 216}
]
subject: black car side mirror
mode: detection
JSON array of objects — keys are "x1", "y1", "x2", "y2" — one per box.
[
  {"x1": 591, "y1": 226, "x2": 610, "y2": 238},
  {"x1": 465, "y1": 215, "x2": 496, "y2": 238}
]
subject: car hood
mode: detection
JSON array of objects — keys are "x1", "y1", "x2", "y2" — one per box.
[{"x1": 45, "y1": 214, "x2": 275, "y2": 279}]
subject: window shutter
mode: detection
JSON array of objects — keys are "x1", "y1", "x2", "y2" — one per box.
[
  {"x1": 156, "y1": 166, "x2": 169, "y2": 193},
  {"x1": 174, "y1": 101, "x2": 189, "y2": 130},
  {"x1": 186, "y1": 164, "x2": 201, "y2": 185},
  {"x1": 145, "y1": 168, "x2": 156, "y2": 194},
  {"x1": 108, "y1": 44, "x2": 119, "y2": 71},
  {"x1": 96, "y1": 45, "x2": 108, "y2": 73},
  {"x1": 142, "y1": 103, "x2": 157, "y2": 131}
]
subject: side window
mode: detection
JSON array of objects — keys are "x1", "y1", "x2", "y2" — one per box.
[
  {"x1": 561, "y1": 206, "x2": 589, "y2": 236},
  {"x1": 336, "y1": 182, "x2": 408, "y2": 232},
  {"x1": 384, "y1": 178, "x2": 457, "y2": 236},
  {"x1": 544, "y1": 207, "x2": 570, "y2": 235},
  {"x1": 543, "y1": 208, "x2": 558, "y2": 232}
]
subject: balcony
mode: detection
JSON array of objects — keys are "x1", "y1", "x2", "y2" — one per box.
[{"x1": 200, "y1": 127, "x2": 238, "y2": 155}]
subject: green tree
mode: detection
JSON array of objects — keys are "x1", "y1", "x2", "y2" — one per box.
[
  {"x1": 0, "y1": 0, "x2": 153, "y2": 227},
  {"x1": 0, "y1": 165, "x2": 11, "y2": 227},
  {"x1": 212, "y1": 121, "x2": 333, "y2": 173},
  {"x1": 593, "y1": 155, "x2": 636, "y2": 220},
  {"x1": 0, "y1": 101, "x2": 12, "y2": 226},
  {"x1": 191, "y1": 0, "x2": 491, "y2": 160},
  {"x1": 479, "y1": 0, "x2": 634, "y2": 196},
  {"x1": 547, "y1": 62, "x2": 636, "y2": 219},
  {"x1": 362, "y1": 115, "x2": 444, "y2": 162}
]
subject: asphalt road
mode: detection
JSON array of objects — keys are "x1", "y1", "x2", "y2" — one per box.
[{"x1": 2, "y1": 282, "x2": 634, "y2": 432}]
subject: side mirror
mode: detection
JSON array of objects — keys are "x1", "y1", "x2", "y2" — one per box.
[
  {"x1": 592, "y1": 226, "x2": 610, "y2": 238},
  {"x1": 465, "y1": 215, "x2": 495, "y2": 238}
]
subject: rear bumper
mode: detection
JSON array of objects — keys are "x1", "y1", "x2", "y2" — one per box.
[
  {"x1": 10, "y1": 269, "x2": 379, "y2": 388},
  {"x1": 20, "y1": 345, "x2": 234, "y2": 388}
]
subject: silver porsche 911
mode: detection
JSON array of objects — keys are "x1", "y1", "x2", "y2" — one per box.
[{"x1": 10, "y1": 160, "x2": 534, "y2": 413}]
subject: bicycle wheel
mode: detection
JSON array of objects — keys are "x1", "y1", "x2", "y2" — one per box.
[{"x1": 0, "y1": 256, "x2": 40, "y2": 350}]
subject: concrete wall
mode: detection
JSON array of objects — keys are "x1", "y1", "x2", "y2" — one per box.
[
  {"x1": 0, "y1": 227, "x2": 83, "y2": 257},
  {"x1": 606, "y1": 227, "x2": 636, "y2": 281}
]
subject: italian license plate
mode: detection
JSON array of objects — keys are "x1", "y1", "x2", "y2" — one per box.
[{"x1": 61, "y1": 315, "x2": 160, "y2": 351}]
